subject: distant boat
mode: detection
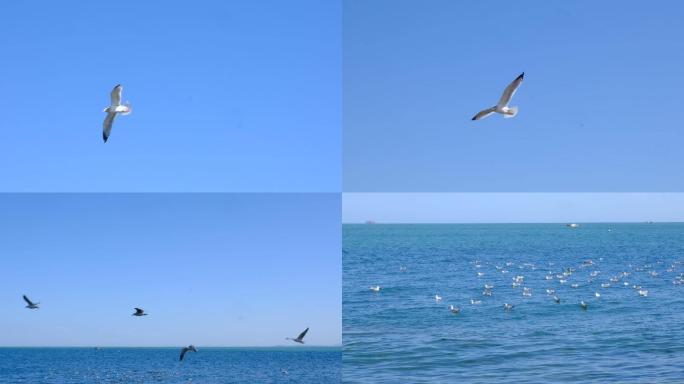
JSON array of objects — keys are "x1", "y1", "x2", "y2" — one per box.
[{"x1": 566, "y1": 223, "x2": 580, "y2": 228}]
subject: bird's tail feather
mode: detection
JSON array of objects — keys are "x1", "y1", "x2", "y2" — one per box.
[{"x1": 503, "y1": 106, "x2": 518, "y2": 118}]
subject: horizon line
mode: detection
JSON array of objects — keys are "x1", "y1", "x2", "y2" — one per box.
[{"x1": 342, "y1": 221, "x2": 681, "y2": 224}]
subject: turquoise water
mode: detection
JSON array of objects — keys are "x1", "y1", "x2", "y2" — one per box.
[
  {"x1": 343, "y1": 224, "x2": 684, "y2": 383},
  {"x1": 0, "y1": 347, "x2": 340, "y2": 383}
]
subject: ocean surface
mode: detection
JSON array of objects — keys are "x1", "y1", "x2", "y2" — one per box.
[
  {"x1": 343, "y1": 224, "x2": 684, "y2": 383},
  {"x1": 0, "y1": 347, "x2": 340, "y2": 383}
]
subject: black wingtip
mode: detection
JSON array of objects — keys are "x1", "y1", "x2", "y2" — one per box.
[
  {"x1": 471, "y1": 116, "x2": 477, "y2": 121},
  {"x1": 519, "y1": 72, "x2": 525, "y2": 79},
  {"x1": 103, "y1": 135, "x2": 108, "y2": 143}
]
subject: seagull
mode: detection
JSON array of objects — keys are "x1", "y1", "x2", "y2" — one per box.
[
  {"x1": 638, "y1": 289, "x2": 649, "y2": 297},
  {"x1": 595, "y1": 292, "x2": 601, "y2": 298},
  {"x1": 287, "y1": 328, "x2": 309, "y2": 344},
  {"x1": 471, "y1": 72, "x2": 524, "y2": 120},
  {"x1": 369, "y1": 286, "x2": 381, "y2": 292},
  {"x1": 179, "y1": 345, "x2": 197, "y2": 361},
  {"x1": 281, "y1": 368, "x2": 289, "y2": 375},
  {"x1": 132, "y1": 307, "x2": 148, "y2": 316},
  {"x1": 470, "y1": 299, "x2": 482, "y2": 305},
  {"x1": 23, "y1": 295, "x2": 39, "y2": 309},
  {"x1": 435, "y1": 294, "x2": 442, "y2": 302},
  {"x1": 553, "y1": 295, "x2": 560, "y2": 304},
  {"x1": 503, "y1": 303, "x2": 514, "y2": 311},
  {"x1": 102, "y1": 84, "x2": 132, "y2": 143},
  {"x1": 580, "y1": 301, "x2": 588, "y2": 310},
  {"x1": 449, "y1": 305, "x2": 461, "y2": 314}
]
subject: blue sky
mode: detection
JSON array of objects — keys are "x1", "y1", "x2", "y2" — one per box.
[
  {"x1": 0, "y1": 1, "x2": 340, "y2": 192},
  {"x1": 0, "y1": 194, "x2": 340, "y2": 347},
  {"x1": 344, "y1": 0, "x2": 684, "y2": 191},
  {"x1": 343, "y1": 193, "x2": 684, "y2": 223}
]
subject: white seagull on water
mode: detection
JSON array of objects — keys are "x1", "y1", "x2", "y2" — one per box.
[
  {"x1": 286, "y1": 327, "x2": 309, "y2": 344},
  {"x1": 179, "y1": 345, "x2": 198, "y2": 361},
  {"x1": 102, "y1": 84, "x2": 132, "y2": 143},
  {"x1": 23, "y1": 295, "x2": 39, "y2": 309},
  {"x1": 472, "y1": 72, "x2": 524, "y2": 120}
]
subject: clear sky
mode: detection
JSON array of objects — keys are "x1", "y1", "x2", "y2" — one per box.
[
  {"x1": 0, "y1": 193, "x2": 341, "y2": 347},
  {"x1": 0, "y1": 1, "x2": 340, "y2": 192},
  {"x1": 344, "y1": 0, "x2": 684, "y2": 191},
  {"x1": 343, "y1": 193, "x2": 684, "y2": 223}
]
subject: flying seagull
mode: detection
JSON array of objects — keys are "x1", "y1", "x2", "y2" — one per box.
[
  {"x1": 286, "y1": 327, "x2": 309, "y2": 344},
  {"x1": 179, "y1": 345, "x2": 198, "y2": 361},
  {"x1": 471, "y1": 72, "x2": 524, "y2": 120},
  {"x1": 132, "y1": 307, "x2": 148, "y2": 316},
  {"x1": 102, "y1": 84, "x2": 132, "y2": 143},
  {"x1": 23, "y1": 295, "x2": 39, "y2": 309}
]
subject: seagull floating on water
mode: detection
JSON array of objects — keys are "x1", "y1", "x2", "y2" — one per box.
[
  {"x1": 470, "y1": 299, "x2": 482, "y2": 305},
  {"x1": 179, "y1": 345, "x2": 197, "y2": 361},
  {"x1": 553, "y1": 295, "x2": 560, "y2": 304},
  {"x1": 435, "y1": 294, "x2": 442, "y2": 302},
  {"x1": 287, "y1": 327, "x2": 309, "y2": 344},
  {"x1": 102, "y1": 84, "x2": 132, "y2": 143},
  {"x1": 503, "y1": 303, "x2": 514, "y2": 311},
  {"x1": 471, "y1": 72, "x2": 524, "y2": 120},
  {"x1": 449, "y1": 305, "x2": 461, "y2": 314},
  {"x1": 369, "y1": 286, "x2": 381, "y2": 292},
  {"x1": 580, "y1": 301, "x2": 588, "y2": 310},
  {"x1": 132, "y1": 307, "x2": 148, "y2": 316},
  {"x1": 23, "y1": 295, "x2": 39, "y2": 309}
]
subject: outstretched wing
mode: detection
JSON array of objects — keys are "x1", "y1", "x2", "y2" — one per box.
[
  {"x1": 103, "y1": 112, "x2": 116, "y2": 143},
  {"x1": 297, "y1": 327, "x2": 309, "y2": 340},
  {"x1": 179, "y1": 347, "x2": 188, "y2": 361},
  {"x1": 497, "y1": 72, "x2": 524, "y2": 108},
  {"x1": 471, "y1": 106, "x2": 496, "y2": 121},
  {"x1": 23, "y1": 295, "x2": 34, "y2": 306},
  {"x1": 134, "y1": 307, "x2": 144, "y2": 314},
  {"x1": 110, "y1": 84, "x2": 122, "y2": 106}
]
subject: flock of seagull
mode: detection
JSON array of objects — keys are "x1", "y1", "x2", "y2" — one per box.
[
  {"x1": 20, "y1": 296, "x2": 310, "y2": 363},
  {"x1": 369, "y1": 240, "x2": 684, "y2": 316}
]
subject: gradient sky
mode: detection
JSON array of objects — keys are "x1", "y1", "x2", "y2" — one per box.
[
  {"x1": 0, "y1": 193, "x2": 340, "y2": 347},
  {"x1": 343, "y1": 193, "x2": 684, "y2": 223},
  {"x1": 0, "y1": 1, "x2": 340, "y2": 192},
  {"x1": 344, "y1": 0, "x2": 684, "y2": 191}
]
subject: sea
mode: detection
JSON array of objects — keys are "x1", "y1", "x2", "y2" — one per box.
[
  {"x1": 343, "y1": 223, "x2": 684, "y2": 383},
  {"x1": 0, "y1": 347, "x2": 340, "y2": 383}
]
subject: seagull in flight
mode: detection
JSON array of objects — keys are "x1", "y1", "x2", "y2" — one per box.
[
  {"x1": 132, "y1": 307, "x2": 148, "y2": 317},
  {"x1": 179, "y1": 345, "x2": 198, "y2": 361},
  {"x1": 23, "y1": 295, "x2": 39, "y2": 309},
  {"x1": 286, "y1": 327, "x2": 309, "y2": 344},
  {"x1": 102, "y1": 84, "x2": 132, "y2": 143},
  {"x1": 472, "y1": 72, "x2": 524, "y2": 120}
]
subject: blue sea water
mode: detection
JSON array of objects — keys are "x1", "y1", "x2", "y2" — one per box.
[
  {"x1": 0, "y1": 347, "x2": 340, "y2": 383},
  {"x1": 343, "y1": 224, "x2": 684, "y2": 383}
]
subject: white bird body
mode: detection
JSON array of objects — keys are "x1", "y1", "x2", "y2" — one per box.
[
  {"x1": 370, "y1": 286, "x2": 381, "y2": 292},
  {"x1": 102, "y1": 84, "x2": 132, "y2": 142},
  {"x1": 449, "y1": 305, "x2": 460, "y2": 314},
  {"x1": 435, "y1": 294, "x2": 442, "y2": 302},
  {"x1": 472, "y1": 73, "x2": 524, "y2": 121}
]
